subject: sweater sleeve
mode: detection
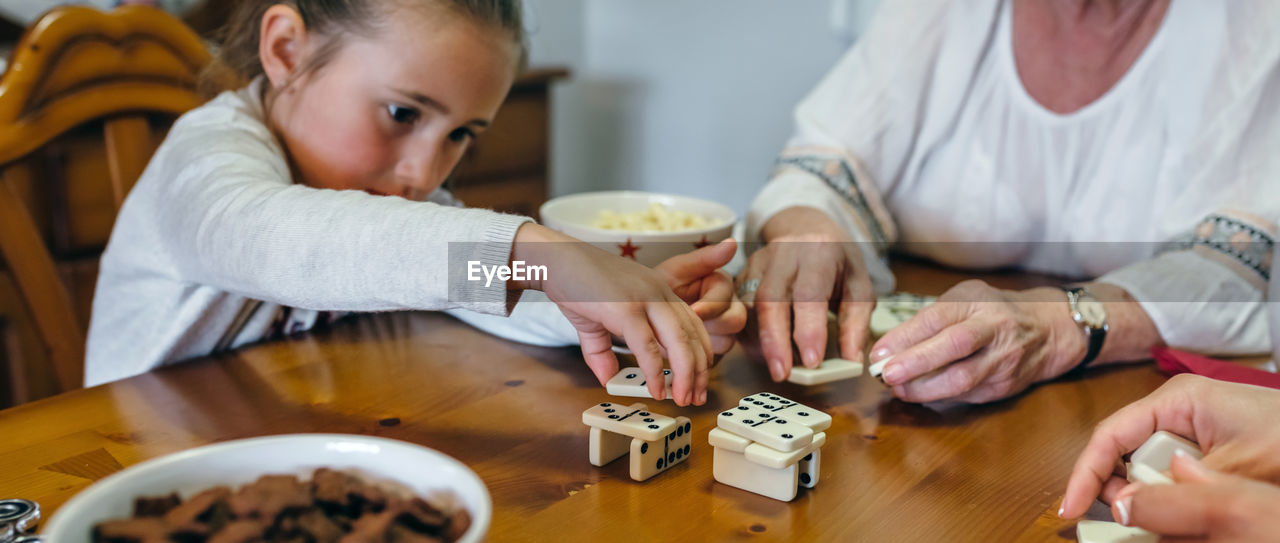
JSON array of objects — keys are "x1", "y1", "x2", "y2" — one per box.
[
  {"x1": 137, "y1": 108, "x2": 532, "y2": 316},
  {"x1": 1098, "y1": 19, "x2": 1280, "y2": 355},
  {"x1": 423, "y1": 188, "x2": 582, "y2": 346}
]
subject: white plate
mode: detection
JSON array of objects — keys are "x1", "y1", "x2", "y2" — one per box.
[{"x1": 41, "y1": 434, "x2": 491, "y2": 542}]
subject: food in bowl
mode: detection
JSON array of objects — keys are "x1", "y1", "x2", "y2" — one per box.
[
  {"x1": 592, "y1": 203, "x2": 718, "y2": 233},
  {"x1": 539, "y1": 191, "x2": 737, "y2": 267},
  {"x1": 91, "y1": 468, "x2": 469, "y2": 542}
]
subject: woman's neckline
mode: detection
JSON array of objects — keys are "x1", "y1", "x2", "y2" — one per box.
[{"x1": 1001, "y1": 0, "x2": 1176, "y2": 122}]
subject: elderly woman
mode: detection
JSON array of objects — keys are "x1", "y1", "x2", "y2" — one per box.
[{"x1": 740, "y1": 0, "x2": 1279, "y2": 403}]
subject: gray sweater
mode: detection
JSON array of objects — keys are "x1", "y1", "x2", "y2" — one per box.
[{"x1": 86, "y1": 80, "x2": 537, "y2": 386}]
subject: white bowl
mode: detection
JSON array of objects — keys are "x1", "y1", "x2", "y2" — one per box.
[
  {"x1": 41, "y1": 434, "x2": 491, "y2": 542},
  {"x1": 539, "y1": 191, "x2": 737, "y2": 267}
]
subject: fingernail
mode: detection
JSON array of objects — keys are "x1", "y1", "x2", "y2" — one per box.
[
  {"x1": 883, "y1": 363, "x2": 903, "y2": 384},
  {"x1": 698, "y1": 390, "x2": 707, "y2": 404},
  {"x1": 872, "y1": 347, "x2": 892, "y2": 361},
  {"x1": 1057, "y1": 504, "x2": 1065, "y2": 518},
  {"x1": 1116, "y1": 495, "x2": 1132, "y2": 526},
  {"x1": 804, "y1": 349, "x2": 820, "y2": 367},
  {"x1": 769, "y1": 359, "x2": 784, "y2": 381}
]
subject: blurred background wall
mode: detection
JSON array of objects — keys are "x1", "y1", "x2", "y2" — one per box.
[{"x1": 526, "y1": 0, "x2": 881, "y2": 214}]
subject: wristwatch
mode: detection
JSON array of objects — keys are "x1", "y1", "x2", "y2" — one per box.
[{"x1": 1061, "y1": 286, "x2": 1108, "y2": 374}]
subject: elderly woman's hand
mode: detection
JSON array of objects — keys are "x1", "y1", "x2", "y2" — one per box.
[
  {"x1": 736, "y1": 206, "x2": 876, "y2": 381},
  {"x1": 1060, "y1": 374, "x2": 1280, "y2": 520},
  {"x1": 868, "y1": 280, "x2": 1087, "y2": 403}
]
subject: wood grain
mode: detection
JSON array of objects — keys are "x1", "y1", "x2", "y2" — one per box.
[{"x1": 0, "y1": 260, "x2": 1194, "y2": 541}]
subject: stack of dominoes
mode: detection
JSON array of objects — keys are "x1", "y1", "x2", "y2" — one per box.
[
  {"x1": 582, "y1": 402, "x2": 693, "y2": 482},
  {"x1": 708, "y1": 393, "x2": 831, "y2": 501},
  {"x1": 1076, "y1": 431, "x2": 1203, "y2": 543}
]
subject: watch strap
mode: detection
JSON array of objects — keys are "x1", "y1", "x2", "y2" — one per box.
[{"x1": 1062, "y1": 286, "x2": 1107, "y2": 375}]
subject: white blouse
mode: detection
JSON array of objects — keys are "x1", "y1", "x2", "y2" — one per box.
[{"x1": 747, "y1": 0, "x2": 1280, "y2": 355}]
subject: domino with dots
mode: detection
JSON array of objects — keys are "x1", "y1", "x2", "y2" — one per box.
[
  {"x1": 717, "y1": 403, "x2": 814, "y2": 452},
  {"x1": 605, "y1": 367, "x2": 675, "y2": 399},
  {"x1": 708, "y1": 393, "x2": 831, "y2": 501},
  {"x1": 738, "y1": 393, "x2": 832, "y2": 433},
  {"x1": 584, "y1": 403, "x2": 691, "y2": 482},
  {"x1": 583, "y1": 401, "x2": 676, "y2": 441},
  {"x1": 630, "y1": 416, "x2": 693, "y2": 481}
]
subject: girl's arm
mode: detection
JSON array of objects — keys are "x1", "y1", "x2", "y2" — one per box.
[{"x1": 140, "y1": 121, "x2": 530, "y2": 316}]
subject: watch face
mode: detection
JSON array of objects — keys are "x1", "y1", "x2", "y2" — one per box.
[{"x1": 1078, "y1": 299, "x2": 1107, "y2": 327}]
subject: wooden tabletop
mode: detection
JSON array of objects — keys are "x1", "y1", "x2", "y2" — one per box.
[{"x1": 0, "y1": 260, "x2": 1178, "y2": 541}]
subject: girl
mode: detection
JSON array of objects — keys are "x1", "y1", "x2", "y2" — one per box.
[{"x1": 86, "y1": 0, "x2": 744, "y2": 406}]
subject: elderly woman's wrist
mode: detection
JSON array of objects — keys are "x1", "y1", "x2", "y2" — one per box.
[
  {"x1": 1045, "y1": 289, "x2": 1092, "y2": 378},
  {"x1": 760, "y1": 206, "x2": 847, "y2": 243},
  {"x1": 1083, "y1": 282, "x2": 1165, "y2": 364}
]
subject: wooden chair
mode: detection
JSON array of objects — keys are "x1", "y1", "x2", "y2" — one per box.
[{"x1": 0, "y1": 6, "x2": 210, "y2": 402}]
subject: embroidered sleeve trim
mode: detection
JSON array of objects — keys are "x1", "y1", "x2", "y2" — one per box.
[
  {"x1": 1160, "y1": 213, "x2": 1275, "y2": 282},
  {"x1": 774, "y1": 154, "x2": 890, "y2": 246}
]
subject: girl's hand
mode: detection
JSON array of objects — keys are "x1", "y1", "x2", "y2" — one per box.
[
  {"x1": 1061, "y1": 374, "x2": 1280, "y2": 519},
  {"x1": 869, "y1": 281, "x2": 1085, "y2": 404},
  {"x1": 738, "y1": 206, "x2": 876, "y2": 381},
  {"x1": 1103, "y1": 452, "x2": 1280, "y2": 542},
  {"x1": 655, "y1": 239, "x2": 747, "y2": 358},
  {"x1": 512, "y1": 224, "x2": 714, "y2": 406}
]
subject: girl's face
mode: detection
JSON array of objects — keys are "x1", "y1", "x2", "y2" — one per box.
[{"x1": 268, "y1": 9, "x2": 518, "y2": 199}]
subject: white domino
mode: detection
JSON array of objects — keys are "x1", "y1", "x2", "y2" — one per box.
[
  {"x1": 787, "y1": 358, "x2": 863, "y2": 386},
  {"x1": 870, "y1": 293, "x2": 936, "y2": 337},
  {"x1": 589, "y1": 426, "x2": 631, "y2": 467},
  {"x1": 717, "y1": 403, "x2": 814, "y2": 452},
  {"x1": 868, "y1": 355, "x2": 892, "y2": 381},
  {"x1": 630, "y1": 416, "x2": 693, "y2": 481},
  {"x1": 707, "y1": 427, "x2": 751, "y2": 453},
  {"x1": 605, "y1": 367, "x2": 674, "y2": 399},
  {"x1": 710, "y1": 393, "x2": 831, "y2": 501},
  {"x1": 1131, "y1": 431, "x2": 1202, "y2": 473},
  {"x1": 583, "y1": 402, "x2": 677, "y2": 441},
  {"x1": 739, "y1": 393, "x2": 832, "y2": 432},
  {"x1": 1124, "y1": 431, "x2": 1202, "y2": 486},
  {"x1": 1075, "y1": 520, "x2": 1156, "y2": 543},
  {"x1": 744, "y1": 432, "x2": 827, "y2": 470},
  {"x1": 1126, "y1": 462, "x2": 1173, "y2": 486},
  {"x1": 798, "y1": 449, "x2": 820, "y2": 488},
  {"x1": 713, "y1": 446, "x2": 801, "y2": 502}
]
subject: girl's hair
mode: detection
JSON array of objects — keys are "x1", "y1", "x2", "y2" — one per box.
[{"x1": 200, "y1": 0, "x2": 526, "y2": 96}]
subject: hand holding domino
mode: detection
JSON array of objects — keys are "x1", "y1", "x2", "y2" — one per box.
[
  {"x1": 605, "y1": 367, "x2": 674, "y2": 400},
  {"x1": 1124, "y1": 430, "x2": 1202, "y2": 486},
  {"x1": 1074, "y1": 431, "x2": 1203, "y2": 542},
  {"x1": 784, "y1": 293, "x2": 930, "y2": 387}
]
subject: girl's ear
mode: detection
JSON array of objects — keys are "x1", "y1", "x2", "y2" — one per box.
[{"x1": 259, "y1": 5, "x2": 309, "y2": 90}]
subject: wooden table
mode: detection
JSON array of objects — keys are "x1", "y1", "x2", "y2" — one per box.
[{"x1": 0, "y1": 261, "x2": 1178, "y2": 541}]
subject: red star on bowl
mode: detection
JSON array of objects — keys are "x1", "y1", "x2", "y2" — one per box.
[
  {"x1": 693, "y1": 235, "x2": 711, "y2": 249},
  {"x1": 619, "y1": 238, "x2": 640, "y2": 259}
]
